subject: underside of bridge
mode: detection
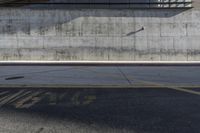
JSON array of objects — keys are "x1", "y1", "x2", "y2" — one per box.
[{"x1": 0, "y1": 0, "x2": 193, "y2": 8}]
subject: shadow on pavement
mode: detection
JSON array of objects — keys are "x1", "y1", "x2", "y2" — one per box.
[{"x1": 1, "y1": 88, "x2": 200, "y2": 133}]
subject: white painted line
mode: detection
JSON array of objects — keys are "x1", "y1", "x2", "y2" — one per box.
[
  {"x1": 1, "y1": 61, "x2": 200, "y2": 63},
  {"x1": 0, "y1": 61, "x2": 200, "y2": 66}
]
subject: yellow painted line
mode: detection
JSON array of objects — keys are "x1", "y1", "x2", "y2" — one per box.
[
  {"x1": 125, "y1": 75, "x2": 200, "y2": 96},
  {"x1": 80, "y1": 68, "x2": 200, "y2": 96},
  {"x1": 166, "y1": 86, "x2": 200, "y2": 96},
  {"x1": 0, "y1": 66, "x2": 199, "y2": 96}
]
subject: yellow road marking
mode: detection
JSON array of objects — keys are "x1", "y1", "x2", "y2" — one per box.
[
  {"x1": 82, "y1": 67, "x2": 200, "y2": 96},
  {"x1": 71, "y1": 92, "x2": 96, "y2": 106},
  {"x1": 15, "y1": 91, "x2": 43, "y2": 108},
  {"x1": 0, "y1": 66, "x2": 199, "y2": 96},
  {"x1": 83, "y1": 95, "x2": 96, "y2": 105}
]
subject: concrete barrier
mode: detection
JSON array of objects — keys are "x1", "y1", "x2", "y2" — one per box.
[{"x1": 0, "y1": 0, "x2": 199, "y2": 61}]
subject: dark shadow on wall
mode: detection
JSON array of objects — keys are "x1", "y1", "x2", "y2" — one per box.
[
  {"x1": 0, "y1": 0, "x2": 193, "y2": 9},
  {"x1": 0, "y1": 6, "x2": 191, "y2": 36},
  {"x1": 0, "y1": 88, "x2": 200, "y2": 133},
  {"x1": 0, "y1": 0, "x2": 193, "y2": 35}
]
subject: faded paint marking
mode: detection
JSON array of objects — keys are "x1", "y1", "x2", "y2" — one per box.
[
  {"x1": 83, "y1": 95, "x2": 96, "y2": 105},
  {"x1": 15, "y1": 91, "x2": 43, "y2": 108},
  {"x1": 0, "y1": 90, "x2": 25, "y2": 106},
  {"x1": 9, "y1": 91, "x2": 33, "y2": 104},
  {"x1": 0, "y1": 91, "x2": 9, "y2": 96},
  {"x1": 71, "y1": 92, "x2": 96, "y2": 106}
]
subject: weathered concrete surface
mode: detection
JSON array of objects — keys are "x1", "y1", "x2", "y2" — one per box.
[{"x1": 0, "y1": 0, "x2": 199, "y2": 61}]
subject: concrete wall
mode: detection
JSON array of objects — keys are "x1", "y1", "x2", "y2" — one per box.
[{"x1": 0, "y1": 1, "x2": 199, "y2": 61}]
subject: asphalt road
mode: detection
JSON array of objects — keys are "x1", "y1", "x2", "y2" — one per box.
[
  {"x1": 0, "y1": 66, "x2": 200, "y2": 133},
  {"x1": 0, "y1": 66, "x2": 200, "y2": 87},
  {"x1": 0, "y1": 87, "x2": 200, "y2": 133}
]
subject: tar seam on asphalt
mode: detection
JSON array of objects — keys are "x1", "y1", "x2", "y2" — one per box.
[
  {"x1": 5, "y1": 76, "x2": 25, "y2": 80},
  {"x1": 1, "y1": 66, "x2": 87, "y2": 79},
  {"x1": 117, "y1": 67, "x2": 132, "y2": 85}
]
